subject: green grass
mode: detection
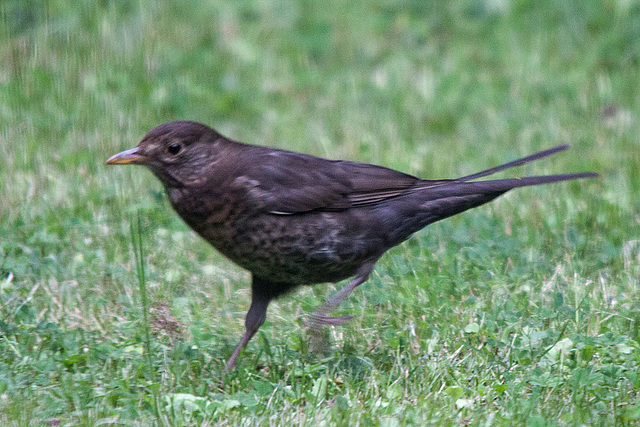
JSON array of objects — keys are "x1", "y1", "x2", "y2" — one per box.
[{"x1": 1, "y1": 0, "x2": 639, "y2": 424}]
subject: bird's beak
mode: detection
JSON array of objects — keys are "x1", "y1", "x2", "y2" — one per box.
[{"x1": 105, "y1": 147, "x2": 149, "y2": 165}]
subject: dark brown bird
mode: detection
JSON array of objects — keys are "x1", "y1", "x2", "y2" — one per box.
[{"x1": 106, "y1": 121, "x2": 597, "y2": 369}]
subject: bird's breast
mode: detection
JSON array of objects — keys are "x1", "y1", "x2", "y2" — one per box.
[{"x1": 166, "y1": 186, "x2": 388, "y2": 284}]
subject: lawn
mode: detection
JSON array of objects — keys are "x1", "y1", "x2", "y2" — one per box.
[{"x1": 1, "y1": 0, "x2": 639, "y2": 424}]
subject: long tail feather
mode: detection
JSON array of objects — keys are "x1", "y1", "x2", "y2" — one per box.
[
  {"x1": 465, "y1": 172, "x2": 599, "y2": 191},
  {"x1": 418, "y1": 172, "x2": 597, "y2": 202},
  {"x1": 457, "y1": 145, "x2": 571, "y2": 182}
]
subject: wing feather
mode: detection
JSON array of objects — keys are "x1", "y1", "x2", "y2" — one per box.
[{"x1": 236, "y1": 148, "x2": 425, "y2": 214}]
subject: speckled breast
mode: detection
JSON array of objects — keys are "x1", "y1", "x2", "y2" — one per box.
[{"x1": 195, "y1": 210, "x2": 375, "y2": 285}]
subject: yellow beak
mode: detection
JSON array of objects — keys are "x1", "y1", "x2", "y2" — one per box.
[{"x1": 105, "y1": 147, "x2": 149, "y2": 165}]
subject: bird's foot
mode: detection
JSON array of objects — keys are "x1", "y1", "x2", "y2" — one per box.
[
  {"x1": 307, "y1": 313, "x2": 355, "y2": 353},
  {"x1": 311, "y1": 315, "x2": 354, "y2": 326},
  {"x1": 307, "y1": 313, "x2": 354, "y2": 334}
]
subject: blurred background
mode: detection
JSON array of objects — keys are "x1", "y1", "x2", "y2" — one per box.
[{"x1": 1, "y1": 0, "x2": 639, "y2": 424}]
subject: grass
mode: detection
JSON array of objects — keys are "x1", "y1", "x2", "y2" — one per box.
[{"x1": 1, "y1": 0, "x2": 639, "y2": 424}]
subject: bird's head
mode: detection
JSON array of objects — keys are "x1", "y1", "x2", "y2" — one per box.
[{"x1": 106, "y1": 121, "x2": 220, "y2": 187}]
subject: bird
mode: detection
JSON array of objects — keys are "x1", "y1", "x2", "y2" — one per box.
[{"x1": 106, "y1": 120, "x2": 597, "y2": 369}]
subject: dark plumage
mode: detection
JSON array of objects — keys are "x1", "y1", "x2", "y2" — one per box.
[{"x1": 106, "y1": 120, "x2": 597, "y2": 368}]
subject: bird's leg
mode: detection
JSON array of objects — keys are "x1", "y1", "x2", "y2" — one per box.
[
  {"x1": 309, "y1": 260, "x2": 376, "y2": 330},
  {"x1": 226, "y1": 290, "x2": 270, "y2": 370}
]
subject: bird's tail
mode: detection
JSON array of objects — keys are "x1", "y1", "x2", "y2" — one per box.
[
  {"x1": 456, "y1": 144, "x2": 575, "y2": 182},
  {"x1": 421, "y1": 171, "x2": 598, "y2": 202},
  {"x1": 415, "y1": 144, "x2": 597, "y2": 201},
  {"x1": 387, "y1": 145, "x2": 597, "y2": 245}
]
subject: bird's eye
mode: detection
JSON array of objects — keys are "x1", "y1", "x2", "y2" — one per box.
[{"x1": 167, "y1": 143, "x2": 181, "y2": 155}]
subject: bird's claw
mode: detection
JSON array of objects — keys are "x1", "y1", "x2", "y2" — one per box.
[
  {"x1": 308, "y1": 314, "x2": 354, "y2": 329},
  {"x1": 317, "y1": 315, "x2": 354, "y2": 325}
]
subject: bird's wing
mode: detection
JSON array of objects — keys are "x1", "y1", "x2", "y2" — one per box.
[{"x1": 238, "y1": 149, "x2": 445, "y2": 214}]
